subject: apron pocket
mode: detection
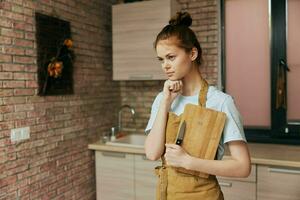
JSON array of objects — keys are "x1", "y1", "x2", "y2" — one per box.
[{"x1": 168, "y1": 168, "x2": 218, "y2": 193}]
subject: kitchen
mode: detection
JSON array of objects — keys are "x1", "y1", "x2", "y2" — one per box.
[{"x1": 0, "y1": 0, "x2": 299, "y2": 199}]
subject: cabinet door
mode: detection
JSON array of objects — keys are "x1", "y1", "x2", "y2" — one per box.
[
  {"x1": 135, "y1": 155, "x2": 161, "y2": 200},
  {"x1": 218, "y1": 179, "x2": 256, "y2": 200},
  {"x1": 257, "y1": 165, "x2": 300, "y2": 200},
  {"x1": 217, "y1": 164, "x2": 256, "y2": 200},
  {"x1": 112, "y1": 0, "x2": 179, "y2": 80},
  {"x1": 96, "y1": 151, "x2": 134, "y2": 200}
]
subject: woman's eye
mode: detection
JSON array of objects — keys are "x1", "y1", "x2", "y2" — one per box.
[
  {"x1": 168, "y1": 56, "x2": 176, "y2": 61},
  {"x1": 157, "y1": 58, "x2": 164, "y2": 63}
]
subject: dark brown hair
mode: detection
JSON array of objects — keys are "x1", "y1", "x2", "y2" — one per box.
[{"x1": 154, "y1": 12, "x2": 203, "y2": 65}]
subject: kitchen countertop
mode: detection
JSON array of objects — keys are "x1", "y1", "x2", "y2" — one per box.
[{"x1": 88, "y1": 141, "x2": 300, "y2": 168}]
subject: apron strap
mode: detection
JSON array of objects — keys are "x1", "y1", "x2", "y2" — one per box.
[{"x1": 198, "y1": 78, "x2": 209, "y2": 107}]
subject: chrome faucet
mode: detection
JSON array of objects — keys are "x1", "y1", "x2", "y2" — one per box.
[{"x1": 118, "y1": 105, "x2": 136, "y2": 132}]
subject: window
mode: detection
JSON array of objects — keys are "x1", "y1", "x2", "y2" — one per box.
[{"x1": 220, "y1": 0, "x2": 300, "y2": 144}]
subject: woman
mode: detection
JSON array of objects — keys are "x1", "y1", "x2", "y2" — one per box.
[{"x1": 144, "y1": 12, "x2": 251, "y2": 199}]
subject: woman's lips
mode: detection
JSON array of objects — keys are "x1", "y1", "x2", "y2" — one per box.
[{"x1": 166, "y1": 72, "x2": 174, "y2": 77}]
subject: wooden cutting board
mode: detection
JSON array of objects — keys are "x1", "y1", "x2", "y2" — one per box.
[{"x1": 173, "y1": 103, "x2": 227, "y2": 178}]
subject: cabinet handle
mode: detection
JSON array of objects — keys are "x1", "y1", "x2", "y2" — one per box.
[
  {"x1": 102, "y1": 152, "x2": 126, "y2": 158},
  {"x1": 268, "y1": 167, "x2": 300, "y2": 175},
  {"x1": 142, "y1": 155, "x2": 148, "y2": 160},
  {"x1": 219, "y1": 182, "x2": 232, "y2": 187},
  {"x1": 129, "y1": 75, "x2": 153, "y2": 80}
]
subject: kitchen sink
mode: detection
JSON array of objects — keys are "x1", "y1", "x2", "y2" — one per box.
[{"x1": 106, "y1": 134, "x2": 146, "y2": 148}]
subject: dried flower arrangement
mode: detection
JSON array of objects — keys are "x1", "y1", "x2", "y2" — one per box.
[
  {"x1": 36, "y1": 12, "x2": 74, "y2": 96},
  {"x1": 46, "y1": 39, "x2": 73, "y2": 78},
  {"x1": 41, "y1": 38, "x2": 74, "y2": 95}
]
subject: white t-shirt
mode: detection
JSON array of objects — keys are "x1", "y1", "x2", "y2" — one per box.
[{"x1": 145, "y1": 86, "x2": 247, "y2": 160}]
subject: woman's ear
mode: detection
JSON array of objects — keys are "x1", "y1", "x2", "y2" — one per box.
[{"x1": 190, "y1": 47, "x2": 198, "y2": 61}]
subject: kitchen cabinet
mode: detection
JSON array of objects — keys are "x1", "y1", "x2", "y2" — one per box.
[
  {"x1": 96, "y1": 151, "x2": 135, "y2": 200},
  {"x1": 217, "y1": 164, "x2": 256, "y2": 200},
  {"x1": 112, "y1": 0, "x2": 180, "y2": 80},
  {"x1": 96, "y1": 151, "x2": 160, "y2": 200},
  {"x1": 257, "y1": 165, "x2": 300, "y2": 200},
  {"x1": 135, "y1": 155, "x2": 160, "y2": 200},
  {"x1": 90, "y1": 141, "x2": 300, "y2": 200}
]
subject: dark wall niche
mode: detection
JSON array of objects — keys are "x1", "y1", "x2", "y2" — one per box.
[{"x1": 36, "y1": 12, "x2": 74, "y2": 96}]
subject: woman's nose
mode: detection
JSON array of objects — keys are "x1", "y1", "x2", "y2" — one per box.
[{"x1": 162, "y1": 61, "x2": 171, "y2": 70}]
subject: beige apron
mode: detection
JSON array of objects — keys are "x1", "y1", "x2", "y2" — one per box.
[{"x1": 155, "y1": 79, "x2": 224, "y2": 200}]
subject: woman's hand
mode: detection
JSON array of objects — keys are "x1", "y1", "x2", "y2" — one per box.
[
  {"x1": 164, "y1": 144, "x2": 191, "y2": 168},
  {"x1": 162, "y1": 80, "x2": 183, "y2": 105}
]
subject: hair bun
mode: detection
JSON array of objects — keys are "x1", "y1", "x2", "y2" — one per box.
[{"x1": 169, "y1": 12, "x2": 192, "y2": 27}]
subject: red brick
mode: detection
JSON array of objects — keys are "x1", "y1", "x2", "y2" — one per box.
[
  {"x1": 10, "y1": 0, "x2": 23, "y2": 5},
  {"x1": 17, "y1": 166, "x2": 39, "y2": 180},
  {"x1": 0, "y1": 36, "x2": 12, "y2": 45},
  {"x1": 56, "y1": 183, "x2": 72, "y2": 195},
  {"x1": 3, "y1": 191, "x2": 18, "y2": 199},
  {"x1": 23, "y1": 7, "x2": 33, "y2": 17},
  {"x1": 24, "y1": 16, "x2": 34, "y2": 24},
  {"x1": 48, "y1": 178, "x2": 65, "y2": 191},
  {"x1": 27, "y1": 110, "x2": 46, "y2": 118},
  {"x1": 24, "y1": 65, "x2": 37, "y2": 72},
  {"x1": 13, "y1": 56, "x2": 35, "y2": 64},
  {"x1": 46, "y1": 135, "x2": 62, "y2": 144},
  {"x1": 4, "y1": 112, "x2": 26, "y2": 121},
  {"x1": 23, "y1": 1, "x2": 36, "y2": 9},
  {"x1": 13, "y1": 72, "x2": 35, "y2": 80},
  {"x1": 6, "y1": 164, "x2": 29, "y2": 176},
  {"x1": 15, "y1": 118, "x2": 36, "y2": 128},
  {"x1": 0, "y1": 54, "x2": 12, "y2": 63},
  {"x1": 0, "y1": 105, "x2": 14, "y2": 113},
  {"x1": 2, "y1": 46, "x2": 25, "y2": 55},
  {"x1": 47, "y1": 121, "x2": 64, "y2": 129},
  {"x1": 0, "y1": 1, "x2": 12, "y2": 10},
  {"x1": 26, "y1": 80, "x2": 38, "y2": 88},
  {"x1": 28, "y1": 171, "x2": 49, "y2": 185},
  {"x1": 18, "y1": 185, "x2": 31, "y2": 196},
  {"x1": 26, "y1": 96, "x2": 45, "y2": 103},
  {"x1": 0, "y1": 72, "x2": 13, "y2": 79},
  {"x1": 1, "y1": 63, "x2": 25, "y2": 71},
  {"x1": 14, "y1": 39, "x2": 34, "y2": 48},
  {"x1": 3, "y1": 96, "x2": 26, "y2": 105},
  {"x1": 0, "y1": 89, "x2": 14, "y2": 97},
  {"x1": 25, "y1": 32, "x2": 34, "y2": 40},
  {"x1": 2, "y1": 80, "x2": 25, "y2": 88},
  {"x1": 40, "y1": 161, "x2": 56, "y2": 172},
  {"x1": 41, "y1": 190, "x2": 57, "y2": 200},
  {"x1": 46, "y1": 107, "x2": 64, "y2": 115},
  {"x1": 12, "y1": 4, "x2": 23, "y2": 13},
  {"x1": 12, "y1": 21, "x2": 24, "y2": 30},
  {"x1": 0, "y1": 174, "x2": 17, "y2": 187},
  {"x1": 14, "y1": 88, "x2": 35, "y2": 96},
  {"x1": 1, "y1": 28, "x2": 24, "y2": 38},
  {"x1": 0, "y1": 18, "x2": 13, "y2": 28},
  {"x1": 15, "y1": 104, "x2": 34, "y2": 112},
  {"x1": 15, "y1": 148, "x2": 30, "y2": 159},
  {"x1": 1, "y1": 9, "x2": 24, "y2": 20},
  {"x1": 25, "y1": 49, "x2": 35, "y2": 56}
]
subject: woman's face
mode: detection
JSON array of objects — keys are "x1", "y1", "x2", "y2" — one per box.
[{"x1": 156, "y1": 38, "x2": 195, "y2": 81}]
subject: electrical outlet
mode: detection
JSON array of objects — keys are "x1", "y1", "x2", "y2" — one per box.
[{"x1": 10, "y1": 127, "x2": 30, "y2": 142}]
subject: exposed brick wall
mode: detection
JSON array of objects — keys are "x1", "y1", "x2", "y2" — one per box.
[
  {"x1": 120, "y1": 0, "x2": 220, "y2": 135},
  {"x1": 1, "y1": 0, "x2": 219, "y2": 199},
  {"x1": 0, "y1": 0, "x2": 120, "y2": 199}
]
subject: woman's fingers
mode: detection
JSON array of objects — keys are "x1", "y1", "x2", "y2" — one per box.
[
  {"x1": 168, "y1": 80, "x2": 182, "y2": 92},
  {"x1": 174, "y1": 82, "x2": 179, "y2": 91}
]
